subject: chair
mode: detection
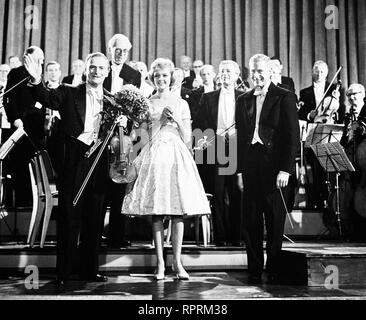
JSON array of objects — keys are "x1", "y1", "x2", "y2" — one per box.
[
  {"x1": 166, "y1": 193, "x2": 213, "y2": 247},
  {"x1": 27, "y1": 150, "x2": 58, "y2": 248}
]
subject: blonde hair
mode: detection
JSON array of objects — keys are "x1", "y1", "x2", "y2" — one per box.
[{"x1": 149, "y1": 58, "x2": 176, "y2": 86}]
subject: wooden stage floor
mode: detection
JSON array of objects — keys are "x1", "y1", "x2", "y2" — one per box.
[{"x1": 1, "y1": 241, "x2": 366, "y2": 301}]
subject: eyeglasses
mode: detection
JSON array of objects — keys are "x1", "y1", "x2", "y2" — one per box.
[{"x1": 193, "y1": 65, "x2": 203, "y2": 68}]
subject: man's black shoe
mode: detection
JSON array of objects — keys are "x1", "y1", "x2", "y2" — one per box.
[{"x1": 248, "y1": 275, "x2": 263, "y2": 285}]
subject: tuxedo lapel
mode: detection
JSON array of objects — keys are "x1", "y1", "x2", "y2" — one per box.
[
  {"x1": 74, "y1": 83, "x2": 87, "y2": 125},
  {"x1": 243, "y1": 90, "x2": 256, "y2": 121},
  {"x1": 210, "y1": 90, "x2": 220, "y2": 130},
  {"x1": 260, "y1": 83, "x2": 280, "y2": 123}
]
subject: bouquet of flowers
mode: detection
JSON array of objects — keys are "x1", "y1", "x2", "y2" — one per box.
[{"x1": 102, "y1": 84, "x2": 151, "y2": 129}]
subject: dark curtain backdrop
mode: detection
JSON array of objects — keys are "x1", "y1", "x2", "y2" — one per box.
[{"x1": 0, "y1": 0, "x2": 365, "y2": 94}]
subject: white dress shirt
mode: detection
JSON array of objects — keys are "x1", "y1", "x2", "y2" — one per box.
[
  {"x1": 111, "y1": 63, "x2": 124, "y2": 94},
  {"x1": 313, "y1": 81, "x2": 326, "y2": 110},
  {"x1": 217, "y1": 87, "x2": 236, "y2": 137},
  {"x1": 72, "y1": 74, "x2": 83, "y2": 87},
  {"x1": 251, "y1": 86, "x2": 269, "y2": 145},
  {"x1": 78, "y1": 84, "x2": 103, "y2": 146}
]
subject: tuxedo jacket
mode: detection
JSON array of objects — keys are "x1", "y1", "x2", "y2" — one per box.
[
  {"x1": 189, "y1": 86, "x2": 205, "y2": 126},
  {"x1": 298, "y1": 83, "x2": 338, "y2": 121},
  {"x1": 281, "y1": 76, "x2": 295, "y2": 93},
  {"x1": 235, "y1": 83, "x2": 300, "y2": 176},
  {"x1": 62, "y1": 74, "x2": 87, "y2": 85},
  {"x1": 3, "y1": 66, "x2": 45, "y2": 141},
  {"x1": 103, "y1": 62, "x2": 141, "y2": 91},
  {"x1": 183, "y1": 70, "x2": 196, "y2": 90},
  {"x1": 29, "y1": 82, "x2": 111, "y2": 140},
  {"x1": 194, "y1": 89, "x2": 243, "y2": 154}
]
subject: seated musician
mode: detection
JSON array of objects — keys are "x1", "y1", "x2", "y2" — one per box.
[
  {"x1": 298, "y1": 60, "x2": 345, "y2": 124},
  {"x1": 340, "y1": 84, "x2": 366, "y2": 242}
]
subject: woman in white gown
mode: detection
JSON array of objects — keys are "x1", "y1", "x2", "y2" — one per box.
[{"x1": 122, "y1": 58, "x2": 211, "y2": 280}]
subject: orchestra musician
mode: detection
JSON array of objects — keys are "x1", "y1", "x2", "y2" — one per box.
[
  {"x1": 340, "y1": 84, "x2": 366, "y2": 242},
  {"x1": 195, "y1": 60, "x2": 243, "y2": 247},
  {"x1": 297, "y1": 61, "x2": 345, "y2": 210},
  {"x1": 3, "y1": 46, "x2": 46, "y2": 207},
  {"x1": 103, "y1": 34, "x2": 141, "y2": 249},
  {"x1": 298, "y1": 60, "x2": 345, "y2": 124},
  {"x1": 24, "y1": 51, "x2": 119, "y2": 285}
]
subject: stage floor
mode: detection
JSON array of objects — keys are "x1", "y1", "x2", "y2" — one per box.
[
  {"x1": 1, "y1": 271, "x2": 366, "y2": 300},
  {"x1": 0, "y1": 241, "x2": 366, "y2": 300}
]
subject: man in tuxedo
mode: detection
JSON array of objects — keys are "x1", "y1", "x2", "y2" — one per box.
[
  {"x1": 0, "y1": 64, "x2": 11, "y2": 139},
  {"x1": 103, "y1": 34, "x2": 141, "y2": 249},
  {"x1": 62, "y1": 59, "x2": 86, "y2": 86},
  {"x1": 298, "y1": 60, "x2": 344, "y2": 123},
  {"x1": 235, "y1": 54, "x2": 299, "y2": 284},
  {"x1": 44, "y1": 61, "x2": 64, "y2": 183},
  {"x1": 25, "y1": 51, "x2": 121, "y2": 284},
  {"x1": 270, "y1": 56, "x2": 295, "y2": 92},
  {"x1": 195, "y1": 60, "x2": 243, "y2": 246},
  {"x1": 192, "y1": 59, "x2": 204, "y2": 89},
  {"x1": 3, "y1": 46, "x2": 46, "y2": 207},
  {"x1": 180, "y1": 55, "x2": 195, "y2": 90},
  {"x1": 340, "y1": 84, "x2": 366, "y2": 242},
  {"x1": 190, "y1": 64, "x2": 216, "y2": 126},
  {"x1": 298, "y1": 60, "x2": 345, "y2": 209}
]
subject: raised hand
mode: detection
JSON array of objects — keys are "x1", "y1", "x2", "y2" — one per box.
[{"x1": 23, "y1": 54, "x2": 42, "y2": 82}]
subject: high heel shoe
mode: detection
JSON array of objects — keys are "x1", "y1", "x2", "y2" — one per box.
[
  {"x1": 172, "y1": 264, "x2": 190, "y2": 280},
  {"x1": 154, "y1": 267, "x2": 165, "y2": 281}
]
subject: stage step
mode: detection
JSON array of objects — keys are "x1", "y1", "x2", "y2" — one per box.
[
  {"x1": 0, "y1": 243, "x2": 248, "y2": 274},
  {"x1": 279, "y1": 243, "x2": 366, "y2": 287}
]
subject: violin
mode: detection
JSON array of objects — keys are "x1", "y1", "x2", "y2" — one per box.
[
  {"x1": 314, "y1": 80, "x2": 342, "y2": 124},
  {"x1": 108, "y1": 123, "x2": 136, "y2": 184}
]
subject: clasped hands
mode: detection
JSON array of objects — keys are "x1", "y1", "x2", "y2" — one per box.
[
  {"x1": 161, "y1": 107, "x2": 177, "y2": 125},
  {"x1": 237, "y1": 172, "x2": 290, "y2": 192}
]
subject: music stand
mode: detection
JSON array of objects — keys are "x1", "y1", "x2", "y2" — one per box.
[
  {"x1": 305, "y1": 124, "x2": 344, "y2": 148},
  {"x1": 310, "y1": 142, "x2": 355, "y2": 236}
]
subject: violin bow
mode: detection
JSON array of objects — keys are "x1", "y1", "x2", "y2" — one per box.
[{"x1": 315, "y1": 66, "x2": 343, "y2": 112}]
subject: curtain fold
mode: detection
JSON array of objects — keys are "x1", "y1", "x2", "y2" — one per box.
[{"x1": 0, "y1": 0, "x2": 364, "y2": 94}]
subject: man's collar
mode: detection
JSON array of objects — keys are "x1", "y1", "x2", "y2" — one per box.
[
  {"x1": 313, "y1": 81, "x2": 325, "y2": 88},
  {"x1": 86, "y1": 83, "x2": 103, "y2": 98},
  {"x1": 111, "y1": 63, "x2": 123, "y2": 72},
  {"x1": 253, "y1": 82, "x2": 270, "y2": 97}
]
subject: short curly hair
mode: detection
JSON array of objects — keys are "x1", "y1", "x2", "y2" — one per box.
[{"x1": 148, "y1": 58, "x2": 176, "y2": 87}]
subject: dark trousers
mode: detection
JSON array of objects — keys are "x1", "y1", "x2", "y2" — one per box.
[
  {"x1": 211, "y1": 136, "x2": 242, "y2": 244},
  {"x1": 212, "y1": 168, "x2": 242, "y2": 243},
  {"x1": 56, "y1": 137, "x2": 108, "y2": 280},
  {"x1": 103, "y1": 181, "x2": 128, "y2": 246},
  {"x1": 242, "y1": 143, "x2": 290, "y2": 276}
]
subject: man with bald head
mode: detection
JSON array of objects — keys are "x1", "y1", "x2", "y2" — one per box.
[{"x1": 3, "y1": 46, "x2": 46, "y2": 207}]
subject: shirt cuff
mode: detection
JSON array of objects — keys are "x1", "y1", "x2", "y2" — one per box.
[{"x1": 28, "y1": 77, "x2": 42, "y2": 86}]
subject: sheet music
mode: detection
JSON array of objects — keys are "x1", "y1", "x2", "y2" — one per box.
[
  {"x1": 310, "y1": 142, "x2": 355, "y2": 173},
  {"x1": 305, "y1": 124, "x2": 344, "y2": 148}
]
